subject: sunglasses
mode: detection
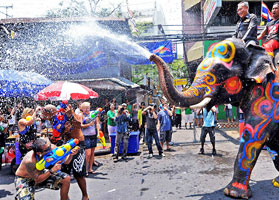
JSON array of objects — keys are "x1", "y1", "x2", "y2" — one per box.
[{"x1": 39, "y1": 145, "x2": 51, "y2": 153}]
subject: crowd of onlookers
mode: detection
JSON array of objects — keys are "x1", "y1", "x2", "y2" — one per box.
[
  {"x1": 0, "y1": 97, "x2": 245, "y2": 199},
  {"x1": 0, "y1": 98, "x2": 239, "y2": 169}
]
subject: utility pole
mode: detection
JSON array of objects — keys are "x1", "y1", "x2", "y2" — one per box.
[{"x1": 0, "y1": 5, "x2": 13, "y2": 18}]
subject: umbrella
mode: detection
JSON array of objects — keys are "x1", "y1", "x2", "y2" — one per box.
[
  {"x1": 35, "y1": 81, "x2": 98, "y2": 101},
  {"x1": 0, "y1": 69, "x2": 52, "y2": 97}
]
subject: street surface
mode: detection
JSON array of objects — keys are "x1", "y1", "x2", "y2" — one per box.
[{"x1": 1, "y1": 127, "x2": 279, "y2": 200}]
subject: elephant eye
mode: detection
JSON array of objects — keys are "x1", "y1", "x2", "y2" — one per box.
[{"x1": 215, "y1": 67, "x2": 229, "y2": 81}]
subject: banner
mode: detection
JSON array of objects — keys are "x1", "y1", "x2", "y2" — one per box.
[{"x1": 139, "y1": 40, "x2": 174, "y2": 64}]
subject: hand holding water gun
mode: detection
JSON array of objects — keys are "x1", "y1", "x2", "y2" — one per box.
[
  {"x1": 97, "y1": 130, "x2": 106, "y2": 148},
  {"x1": 83, "y1": 108, "x2": 104, "y2": 124},
  {"x1": 36, "y1": 138, "x2": 79, "y2": 171}
]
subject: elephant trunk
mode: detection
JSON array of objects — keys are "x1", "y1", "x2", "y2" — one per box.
[{"x1": 150, "y1": 54, "x2": 204, "y2": 107}]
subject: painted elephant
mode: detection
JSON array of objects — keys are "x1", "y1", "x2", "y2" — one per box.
[{"x1": 150, "y1": 38, "x2": 279, "y2": 199}]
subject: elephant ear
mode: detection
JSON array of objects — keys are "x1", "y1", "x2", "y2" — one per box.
[{"x1": 245, "y1": 45, "x2": 275, "y2": 83}]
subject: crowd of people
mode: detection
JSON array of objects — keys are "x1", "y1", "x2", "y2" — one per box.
[
  {"x1": 0, "y1": 96, "x2": 244, "y2": 199},
  {"x1": 0, "y1": 97, "x2": 183, "y2": 199}
]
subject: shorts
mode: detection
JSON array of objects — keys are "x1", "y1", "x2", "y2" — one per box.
[
  {"x1": 198, "y1": 114, "x2": 203, "y2": 119},
  {"x1": 226, "y1": 109, "x2": 233, "y2": 119},
  {"x1": 200, "y1": 127, "x2": 215, "y2": 143},
  {"x1": 263, "y1": 39, "x2": 279, "y2": 56},
  {"x1": 8, "y1": 124, "x2": 17, "y2": 132},
  {"x1": 15, "y1": 171, "x2": 68, "y2": 200},
  {"x1": 185, "y1": 113, "x2": 194, "y2": 123},
  {"x1": 84, "y1": 135, "x2": 97, "y2": 149},
  {"x1": 160, "y1": 130, "x2": 172, "y2": 143},
  {"x1": 61, "y1": 141, "x2": 86, "y2": 178}
]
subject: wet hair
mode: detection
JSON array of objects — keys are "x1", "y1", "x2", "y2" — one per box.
[
  {"x1": 21, "y1": 108, "x2": 33, "y2": 119},
  {"x1": 238, "y1": 1, "x2": 249, "y2": 8},
  {"x1": 80, "y1": 102, "x2": 90, "y2": 111},
  {"x1": 32, "y1": 138, "x2": 48, "y2": 153}
]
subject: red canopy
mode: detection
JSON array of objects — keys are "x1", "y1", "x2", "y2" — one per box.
[{"x1": 35, "y1": 81, "x2": 98, "y2": 101}]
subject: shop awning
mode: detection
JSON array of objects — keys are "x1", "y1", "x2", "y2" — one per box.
[
  {"x1": 184, "y1": 0, "x2": 200, "y2": 10},
  {"x1": 186, "y1": 41, "x2": 203, "y2": 62},
  {"x1": 73, "y1": 77, "x2": 140, "y2": 91}
]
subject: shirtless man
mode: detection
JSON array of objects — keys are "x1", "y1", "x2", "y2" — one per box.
[
  {"x1": 15, "y1": 137, "x2": 78, "y2": 200},
  {"x1": 62, "y1": 104, "x2": 89, "y2": 200}
]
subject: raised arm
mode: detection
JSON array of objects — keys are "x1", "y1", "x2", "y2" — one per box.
[{"x1": 257, "y1": 26, "x2": 267, "y2": 41}]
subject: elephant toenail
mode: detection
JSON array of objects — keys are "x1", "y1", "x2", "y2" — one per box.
[
  {"x1": 230, "y1": 190, "x2": 238, "y2": 198},
  {"x1": 224, "y1": 188, "x2": 230, "y2": 195}
]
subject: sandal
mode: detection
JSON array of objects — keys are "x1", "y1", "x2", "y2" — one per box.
[{"x1": 88, "y1": 170, "x2": 94, "y2": 174}]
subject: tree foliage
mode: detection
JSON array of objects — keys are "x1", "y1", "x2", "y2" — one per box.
[
  {"x1": 132, "y1": 57, "x2": 188, "y2": 87},
  {"x1": 132, "y1": 21, "x2": 153, "y2": 37},
  {"x1": 45, "y1": 0, "x2": 122, "y2": 18}
]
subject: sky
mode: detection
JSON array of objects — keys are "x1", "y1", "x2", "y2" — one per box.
[{"x1": 0, "y1": 0, "x2": 182, "y2": 26}]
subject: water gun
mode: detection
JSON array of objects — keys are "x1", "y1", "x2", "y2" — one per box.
[
  {"x1": 83, "y1": 108, "x2": 104, "y2": 124},
  {"x1": 52, "y1": 100, "x2": 69, "y2": 140},
  {"x1": 36, "y1": 138, "x2": 79, "y2": 171},
  {"x1": 97, "y1": 130, "x2": 106, "y2": 149}
]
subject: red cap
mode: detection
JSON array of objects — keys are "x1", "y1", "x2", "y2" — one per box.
[{"x1": 73, "y1": 139, "x2": 79, "y2": 144}]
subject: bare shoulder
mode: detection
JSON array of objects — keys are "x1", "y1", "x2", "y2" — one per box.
[
  {"x1": 74, "y1": 112, "x2": 82, "y2": 122},
  {"x1": 17, "y1": 151, "x2": 38, "y2": 177},
  {"x1": 18, "y1": 118, "x2": 25, "y2": 126},
  {"x1": 22, "y1": 151, "x2": 35, "y2": 163}
]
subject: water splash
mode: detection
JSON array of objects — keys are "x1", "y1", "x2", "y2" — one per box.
[
  {"x1": 0, "y1": 19, "x2": 152, "y2": 80},
  {"x1": 65, "y1": 22, "x2": 152, "y2": 59}
]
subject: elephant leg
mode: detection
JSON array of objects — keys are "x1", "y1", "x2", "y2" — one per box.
[{"x1": 224, "y1": 123, "x2": 269, "y2": 199}]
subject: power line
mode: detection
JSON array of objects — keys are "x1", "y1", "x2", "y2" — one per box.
[{"x1": 0, "y1": 5, "x2": 13, "y2": 18}]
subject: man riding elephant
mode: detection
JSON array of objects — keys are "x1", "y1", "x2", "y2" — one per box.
[
  {"x1": 233, "y1": 1, "x2": 258, "y2": 46},
  {"x1": 258, "y1": 2, "x2": 279, "y2": 58}
]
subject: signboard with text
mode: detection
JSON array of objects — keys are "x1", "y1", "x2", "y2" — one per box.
[
  {"x1": 203, "y1": 0, "x2": 222, "y2": 26},
  {"x1": 174, "y1": 79, "x2": 187, "y2": 86}
]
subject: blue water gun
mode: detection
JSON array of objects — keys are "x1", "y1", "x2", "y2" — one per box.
[{"x1": 36, "y1": 138, "x2": 79, "y2": 171}]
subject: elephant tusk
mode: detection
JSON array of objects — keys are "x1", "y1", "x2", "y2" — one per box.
[{"x1": 190, "y1": 97, "x2": 212, "y2": 110}]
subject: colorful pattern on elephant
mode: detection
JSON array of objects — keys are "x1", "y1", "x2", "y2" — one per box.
[
  {"x1": 184, "y1": 40, "x2": 237, "y2": 98},
  {"x1": 239, "y1": 79, "x2": 279, "y2": 184},
  {"x1": 208, "y1": 40, "x2": 236, "y2": 63},
  {"x1": 224, "y1": 77, "x2": 242, "y2": 94}
]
